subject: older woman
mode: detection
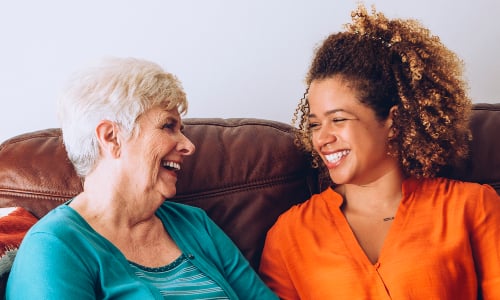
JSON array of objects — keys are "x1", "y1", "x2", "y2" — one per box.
[
  {"x1": 6, "y1": 57, "x2": 277, "y2": 299},
  {"x1": 259, "y1": 5, "x2": 500, "y2": 299}
]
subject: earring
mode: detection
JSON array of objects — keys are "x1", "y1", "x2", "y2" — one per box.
[{"x1": 388, "y1": 127, "x2": 397, "y2": 140}]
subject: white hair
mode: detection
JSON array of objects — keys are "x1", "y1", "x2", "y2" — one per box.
[{"x1": 57, "y1": 57, "x2": 187, "y2": 177}]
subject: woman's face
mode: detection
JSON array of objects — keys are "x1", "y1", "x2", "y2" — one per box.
[
  {"x1": 308, "y1": 77, "x2": 397, "y2": 186},
  {"x1": 118, "y1": 106, "x2": 195, "y2": 202}
]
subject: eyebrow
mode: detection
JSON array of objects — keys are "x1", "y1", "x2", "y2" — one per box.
[
  {"x1": 159, "y1": 109, "x2": 184, "y2": 130},
  {"x1": 308, "y1": 109, "x2": 347, "y2": 119},
  {"x1": 172, "y1": 117, "x2": 185, "y2": 131}
]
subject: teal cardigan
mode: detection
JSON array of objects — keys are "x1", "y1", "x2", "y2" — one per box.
[{"x1": 6, "y1": 201, "x2": 278, "y2": 299}]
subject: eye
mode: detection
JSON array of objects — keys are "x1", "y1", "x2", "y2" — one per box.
[
  {"x1": 307, "y1": 122, "x2": 320, "y2": 131},
  {"x1": 162, "y1": 122, "x2": 176, "y2": 131},
  {"x1": 332, "y1": 118, "x2": 348, "y2": 123}
]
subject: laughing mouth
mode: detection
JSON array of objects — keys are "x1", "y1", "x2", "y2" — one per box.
[
  {"x1": 162, "y1": 161, "x2": 181, "y2": 171},
  {"x1": 324, "y1": 150, "x2": 350, "y2": 164}
]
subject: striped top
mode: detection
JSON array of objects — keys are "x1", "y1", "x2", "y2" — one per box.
[{"x1": 129, "y1": 253, "x2": 229, "y2": 299}]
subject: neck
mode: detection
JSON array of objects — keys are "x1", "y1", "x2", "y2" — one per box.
[
  {"x1": 337, "y1": 169, "x2": 405, "y2": 213},
  {"x1": 71, "y1": 166, "x2": 155, "y2": 228}
]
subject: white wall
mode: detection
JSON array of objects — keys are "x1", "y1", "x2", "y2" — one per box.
[{"x1": 1, "y1": 0, "x2": 499, "y2": 143}]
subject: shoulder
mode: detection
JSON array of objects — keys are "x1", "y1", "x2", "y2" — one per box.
[
  {"x1": 278, "y1": 187, "x2": 339, "y2": 219},
  {"x1": 409, "y1": 178, "x2": 500, "y2": 213},
  {"x1": 20, "y1": 204, "x2": 119, "y2": 258},
  {"x1": 26, "y1": 204, "x2": 85, "y2": 236},
  {"x1": 12, "y1": 206, "x2": 101, "y2": 276},
  {"x1": 413, "y1": 177, "x2": 498, "y2": 198},
  {"x1": 419, "y1": 178, "x2": 500, "y2": 231},
  {"x1": 268, "y1": 187, "x2": 340, "y2": 235}
]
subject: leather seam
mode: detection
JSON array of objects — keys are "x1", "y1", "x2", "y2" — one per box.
[
  {"x1": 0, "y1": 188, "x2": 77, "y2": 199},
  {"x1": 0, "y1": 190, "x2": 69, "y2": 202},
  {"x1": 173, "y1": 173, "x2": 308, "y2": 201}
]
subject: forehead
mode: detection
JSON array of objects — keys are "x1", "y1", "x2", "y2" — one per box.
[
  {"x1": 308, "y1": 78, "x2": 359, "y2": 110},
  {"x1": 138, "y1": 106, "x2": 180, "y2": 122}
]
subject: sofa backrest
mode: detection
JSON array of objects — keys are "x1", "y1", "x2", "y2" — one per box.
[
  {"x1": 0, "y1": 118, "x2": 318, "y2": 270},
  {"x1": 440, "y1": 103, "x2": 500, "y2": 193},
  {"x1": 0, "y1": 103, "x2": 499, "y2": 270}
]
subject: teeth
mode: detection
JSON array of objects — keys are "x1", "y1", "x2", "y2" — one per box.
[
  {"x1": 325, "y1": 150, "x2": 350, "y2": 163},
  {"x1": 162, "y1": 161, "x2": 180, "y2": 171}
]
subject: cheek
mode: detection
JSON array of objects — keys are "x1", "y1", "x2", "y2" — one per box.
[
  {"x1": 135, "y1": 148, "x2": 161, "y2": 172},
  {"x1": 145, "y1": 139, "x2": 167, "y2": 156},
  {"x1": 311, "y1": 134, "x2": 321, "y2": 152}
]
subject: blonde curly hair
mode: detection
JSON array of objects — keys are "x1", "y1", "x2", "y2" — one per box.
[{"x1": 293, "y1": 4, "x2": 472, "y2": 181}]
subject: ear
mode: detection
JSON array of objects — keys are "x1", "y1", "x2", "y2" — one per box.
[
  {"x1": 95, "y1": 120, "x2": 121, "y2": 158},
  {"x1": 386, "y1": 106, "x2": 398, "y2": 139}
]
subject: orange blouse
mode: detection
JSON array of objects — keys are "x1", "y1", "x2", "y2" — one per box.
[{"x1": 259, "y1": 178, "x2": 500, "y2": 299}]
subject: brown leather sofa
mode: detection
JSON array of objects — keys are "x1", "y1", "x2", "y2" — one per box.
[{"x1": 0, "y1": 103, "x2": 499, "y2": 294}]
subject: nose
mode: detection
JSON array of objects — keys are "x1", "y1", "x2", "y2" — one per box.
[
  {"x1": 313, "y1": 124, "x2": 337, "y2": 151},
  {"x1": 177, "y1": 132, "x2": 196, "y2": 156}
]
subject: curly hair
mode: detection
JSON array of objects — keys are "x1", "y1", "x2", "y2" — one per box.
[{"x1": 293, "y1": 4, "x2": 472, "y2": 180}]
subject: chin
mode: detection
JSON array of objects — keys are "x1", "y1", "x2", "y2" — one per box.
[
  {"x1": 157, "y1": 180, "x2": 177, "y2": 197},
  {"x1": 328, "y1": 172, "x2": 350, "y2": 185},
  {"x1": 159, "y1": 187, "x2": 177, "y2": 199},
  {"x1": 164, "y1": 192, "x2": 177, "y2": 199}
]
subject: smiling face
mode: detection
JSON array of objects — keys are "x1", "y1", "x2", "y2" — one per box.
[
  {"x1": 308, "y1": 76, "x2": 399, "y2": 186},
  {"x1": 117, "y1": 106, "x2": 195, "y2": 202}
]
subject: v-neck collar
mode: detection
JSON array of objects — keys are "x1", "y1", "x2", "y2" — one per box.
[{"x1": 323, "y1": 178, "x2": 419, "y2": 267}]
